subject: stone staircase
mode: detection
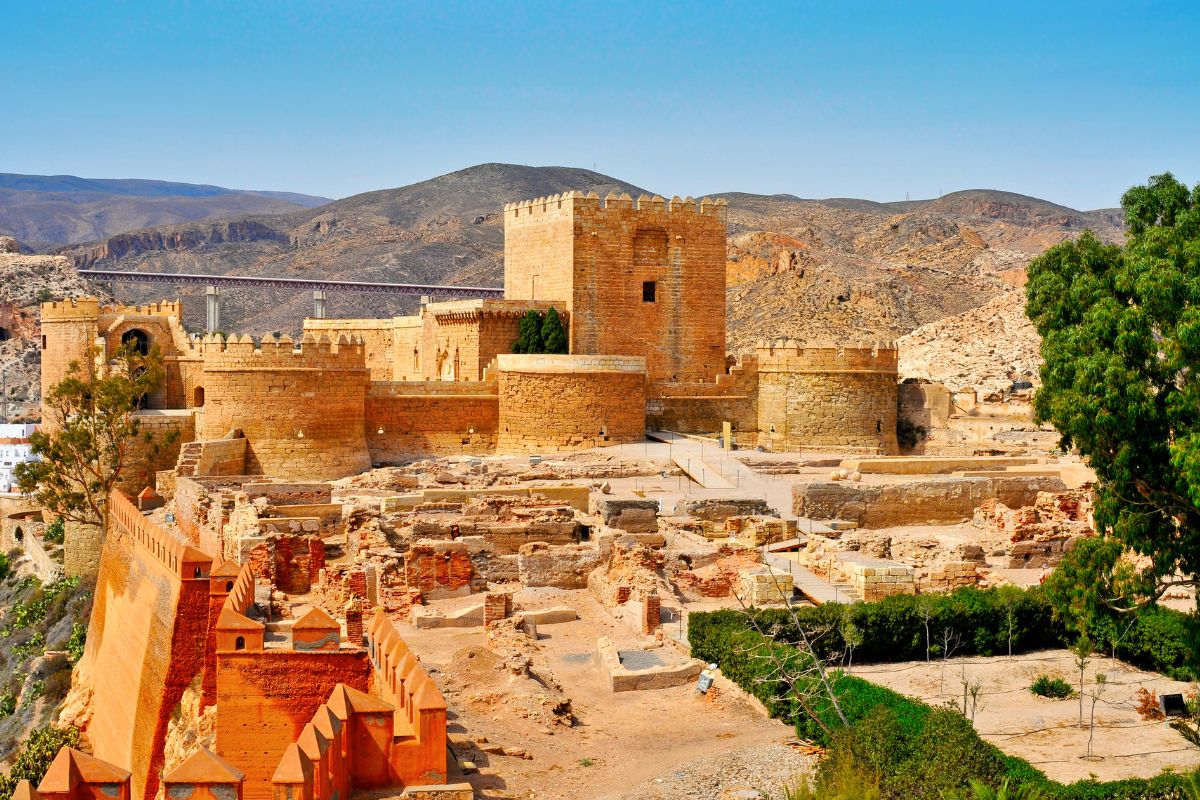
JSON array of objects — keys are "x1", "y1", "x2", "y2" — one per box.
[{"x1": 175, "y1": 441, "x2": 203, "y2": 477}]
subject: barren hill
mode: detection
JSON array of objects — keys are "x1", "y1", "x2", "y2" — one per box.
[
  {"x1": 51, "y1": 165, "x2": 1123, "y2": 346},
  {"x1": 897, "y1": 289, "x2": 1043, "y2": 395},
  {"x1": 0, "y1": 173, "x2": 329, "y2": 250}
]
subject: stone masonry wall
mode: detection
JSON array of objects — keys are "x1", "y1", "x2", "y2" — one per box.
[
  {"x1": 365, "y1": 382, "x2": 498, "y2": 461},
  {"x1": 198, "y1": 334, "x2": 371, "y2": 480},
  {"x1": 496, "y1": 354, "x2": 646, "y2": 452},
  {"x1": 504, "y1": 192, "x2": 728, "y2": 386},
  {"x1": 757, "y1": 341, "x2": 899, "y2": 454}
]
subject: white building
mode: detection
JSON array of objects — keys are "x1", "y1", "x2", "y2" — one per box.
[{"x1": 0, "y1": 423, "x2": 37, "y2": 494}]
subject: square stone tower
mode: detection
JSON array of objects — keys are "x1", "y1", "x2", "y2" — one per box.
[{"x1": 503, "y1": 192, "x2": 728, "y2": 386}]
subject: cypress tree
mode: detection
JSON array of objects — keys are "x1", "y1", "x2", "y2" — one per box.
[
  {"x1": 512, "y1": 310, "x2": 544, "y2": 354},
  {"x1": 540, "y1": 307, "x2": 568, "y2": 354}
]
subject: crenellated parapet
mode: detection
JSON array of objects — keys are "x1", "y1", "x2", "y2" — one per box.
[
  {"x1": 755, "y1": 338, "x2": 899, "y2": 375},
  {"x1": 201, "y1": 333, "x2": 367, "y2": 372},
  {"x1": 39, "y1": 297, "x2": 102, "y2": 321},
  {"x1": 504, "y1": 190, "x2": 727, "y2": 221},
  {"x1": 109, "y1": 489, "x2": 212, "y2": 580}
]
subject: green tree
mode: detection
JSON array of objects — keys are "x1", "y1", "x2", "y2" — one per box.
[
  {"x1": 512, "y1": 310, "x2": 545, "y2": 354},
  {"x1": 540, "y1": 307, "x2": 569, "y2": 354},
  {"x1": 1026, "y1": 172, "x2": 1200, "y2": 651},
  {"x1": 0, "y1": 725, "x2": 81, "y2": 800},
  {"x1": 15, "y1": 345, "x2": 169, "y2": 528}
]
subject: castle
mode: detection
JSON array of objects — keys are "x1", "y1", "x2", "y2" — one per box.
[{"x1": 41, "y1": 191, "x2": 900, "y2": 486}]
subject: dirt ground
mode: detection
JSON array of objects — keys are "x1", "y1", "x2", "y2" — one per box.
[
  {"x1": 853, "y1": 649, "x2": 1200, "y2": 784},
  {"x1": 393, "y1": 587, "x2": 805, "y2": 799}
]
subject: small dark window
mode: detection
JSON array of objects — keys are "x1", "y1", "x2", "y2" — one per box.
[
  {"x1": 226, "y1": 580, "x2": 234, "y2": 591},
  {"x1": 642, "y1": 281, "x2": 657, "y2": 302},
  {"x1": 0, "y1": 328, "x2": 9, "y2": 342},
  {"x1": 235, "y1": 636, "x2": 246, "y2": 651},
  {"x1": 194, "y1": 386, "x2": 205, "y2": 407},
  {"x1": 876, "y1": 420, "x2": 882, "y2": 433},
  {"x1": 193, "y1": 567, "x2": 202, "y2": 579},
  {"x1": 41, "y1": 335, "x2": 47, "y2": 350}
]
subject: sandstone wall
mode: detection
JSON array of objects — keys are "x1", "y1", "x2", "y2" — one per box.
[
  {"x1": 119, "y1": 410, "x2": 195, "y2": 496},
  {"x1": 757, "y1": 341, "x2": 899, "y2": 454},
  {"x1": 793, "y1": 474, "x2": 1069, "y2": 527},
  {"x1": 496, "y1": 354, "x2": 646, "y2": 452},
  {"x1": 365, "y1": 381, "x2": 498, "y2": 461},
  {"x1": 304, "y1": 317, "x2": 397, "y2": 380},
  {"x1": 215, "y1": 651, "x2": 372, "y2": 800},
  {"x1": 77, "y1": 492, "x2": 212, "y2": 800},
  {"x1": 39, "y1": 299, "x2": 101, "y2": 424},
  {"x1": 198, "y1": 335, "x2": 371, "y2": 480},
  {"x1": 504, "y1": 193, "x2": 728, "y2": 386}
]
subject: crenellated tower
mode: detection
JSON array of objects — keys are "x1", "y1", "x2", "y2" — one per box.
[
  {"x1": 503, "y1": 191, "x2": 728, "y2": 387},
  {"x1": 756, "y1": 339, "x2": 900, "y2": 454},
  {"x1": 199, "y1": 333, "x2": 372, "y2": 480}
]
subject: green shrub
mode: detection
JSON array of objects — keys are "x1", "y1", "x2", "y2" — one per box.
[
  {"x1": 689, "y1": 608, "x2": 1200, "y2": 800},
  {"x1": 0, "y1": 692, "x2": 15, "y2": 718},
  {"x1": 0, "y1": 725, "x2": 82, "y2": 800},
  {"x1": 43, "y1": 518, "x2": 65, "y2": 545},
  {"x1": 1030, "y1": 675, "x2": 1074, "y2": 699},
  {"x1": 65, "y1": 622, "x2": 86, "y2": 664},
  {"x1": 0, "y1": 552, "x2": 8, "y2": 582},
  {"x1": 540, "y1": 308, "x2": 568, "y2": 353}
]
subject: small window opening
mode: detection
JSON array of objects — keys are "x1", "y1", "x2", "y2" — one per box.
[
  {"x1": 41, "y1": 335, "x2": 47, "y2": 350},
  {"x1": 193, "y1": 566, "x2": 202, "y2": 579},
  {"x1": 642, "y1": 281, "x2": 657, "y2": 302},
  {"x1": 0, "y1": 328, "x2": 9, "y2": 342},
  {"x1": 226, "y1": 581, "x2": 234, "y2": 591},
  {"x1": 876, "y1": 420, "x2": 882, "y2": 433},
  {"x1": 234, "y1": 636, "x2": 246, "y2": 651},
  {"x1": 193, "y1": 386, "x2": 205, "y2": 407}
]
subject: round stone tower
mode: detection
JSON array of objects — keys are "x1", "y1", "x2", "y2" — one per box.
[
  {"x1": 756, "y1": 339, "x2": 899, "y2": 454},
  {"x1": 199, "y1": 333, "x2": 371, "y2": 480}
]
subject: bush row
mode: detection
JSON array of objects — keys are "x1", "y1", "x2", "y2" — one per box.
[
  {"x1": 689, "y1": 605, "x2": 1200, "y2": 799},
  {"x1": 689, "y1": 586, "x2": 1197, "y2": 680}
]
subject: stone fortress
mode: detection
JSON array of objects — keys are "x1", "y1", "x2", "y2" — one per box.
[
  {"x1": 13, "y1": 190, "x2": 1089, "y2": 800},
  {"x1": 39, "y1": 191, "x2": 901, "y2": 486}
]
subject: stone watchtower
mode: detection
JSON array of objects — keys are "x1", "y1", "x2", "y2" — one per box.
[
  {"x1": 756, "y1": 339, "x2": 900, "y2": 454},
  {"x1": 503, "y1": 192, "x2": 728, "y2": 387},
  {"x1": 199, "y1": 333, "x2": 372, "y2": 480},
  {"x1": 39, "y1": 298, "x2": 103, "y2": 410}
]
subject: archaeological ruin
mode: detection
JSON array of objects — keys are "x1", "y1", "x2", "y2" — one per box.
[{"x1": 14, "y1": 190, "x2": 1109, "y2": 800}]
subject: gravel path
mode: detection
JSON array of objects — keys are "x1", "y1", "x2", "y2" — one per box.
[{"x1": 607, "y1": 742, "x2": 813, "y2": 800}]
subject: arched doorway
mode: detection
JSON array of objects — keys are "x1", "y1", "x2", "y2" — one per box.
[{"x1": 121, "y1": 328, "x2": 150, "y2": 356}]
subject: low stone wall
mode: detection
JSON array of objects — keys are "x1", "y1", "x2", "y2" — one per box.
[
  {"x1": 496, "y1": 354, "x2": 647, "y2": 452},
  {"x1": 591, "y1": 497, "x2": 659, "y2": 534},
  {"x1": 2, "y1": 510, "x2": 63, "y2": 580},
  {"x1": 793, "y1": 474, "x2": 1068, "y2": 528},
  {"x1": 381, "y1": 485, "x2": 590, "y2": 513},
  {"x1": 194, "y1": 437, "x2": 248, "y2": 476},
  {"x1": 595, "y1": 637, "x2": 703, "y2": 692},
  {"x1": 517, "y1": 541, "x2": 602, "y2": 589},
  {"x1": 120, "y1": 410, "x2": 195, "y2": 495},
  {"x1": 365, "y1": 384, "x2": 498, "y2": 461},
  {"x1": 834, "y1": 552, "x2": 915, "y2": 601}
]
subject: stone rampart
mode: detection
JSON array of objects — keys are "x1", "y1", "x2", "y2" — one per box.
[
  {"x1": 198, "y1": 334, "x2": 371, "y2": 480},
  {"x1": 757, "y1": 340, "x2": 899, "y2": 454},
  {"x1": 76, "y1": 490, "x2": 213, "y2": 800},
  {"x1": 365, "y1": 382, "x2": 498, "y2": 461},
  {"x1": 793, "y1": 474, "x2": 1069, "y2": 527},
  {"x1": 496, "y1": 354, "x2": 646, "y2": 451}
]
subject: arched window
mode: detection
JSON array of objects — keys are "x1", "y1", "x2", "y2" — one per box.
[
  {"x1": 121, "y1": 328, "x2": 151, "y2": 356},
  {"x1": 193, "y1": 567, "x2": 202, "y2": 579},
  {"x1": 234, "y1": 636, "x2": 246, "y2": 651},
  {"x1": 226, "y1": 580, "x2": 234, "y2": 592},
  {"x1": 193, "y1": 386, "x2": 205, "y2": 407}
]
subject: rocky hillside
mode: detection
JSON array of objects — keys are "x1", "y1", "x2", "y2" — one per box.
[
  {"x1": 56, "y1": 164, "x2": 647, "y2": 333},
  {"x1": 0, "y1": 237, "x2": 105, "y2": 421},
  {"x1": 0, "y1": 173, "x2": 328, "y2": 250},
  {"x1": 46, "y1": 164, "x2": 1123, "y2": 366},
  {"x1": 897, "y1": 289, "x2": 1043, "y2": 395}
]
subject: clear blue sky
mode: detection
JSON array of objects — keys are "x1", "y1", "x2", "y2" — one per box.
[{"x1": 4, "y1": 1, "x2": 1198, "y2": 209}]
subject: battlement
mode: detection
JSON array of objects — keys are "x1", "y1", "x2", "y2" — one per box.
[
  {"x1": 40, "y1": 297, "x2": 102, "y2": 320},
  {"x1": 200, "y1": 333, "x2": 367, "y2": 371},
  {"x1": 109, "y1": 489, "x2": 212, "y2": 580},
  {"x1": 755, "y1": 338, "x2": 899, "y2": 374},
  {"x1": 42, "y1": 297, "x2": 184, "y2": 321},
  {"x1": 504, "y1": 191, "x2": 727, "y2": 221}
]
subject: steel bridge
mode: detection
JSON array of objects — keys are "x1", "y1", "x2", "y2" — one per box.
[{"x1": 77, "y1": 269, "x2": 505, "y2": 331}]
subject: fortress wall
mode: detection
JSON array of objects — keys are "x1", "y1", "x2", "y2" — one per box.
[
  {"x1": 496, "y1": 354, "x2": 646, "y2": 452},
  {"x1": 215, "y1": 651, "x2": 372, "y2": 800},
  {"x1": 198, "y1": 336, "x2": 371, "y2": 480},
  {"x1": 757, "y1": 341, "x2": 899, "y2": 454},
  {"x1": 304, "y1": 318, "x2": 398, "y2": 381},
  {"x1": 79, "y1": 491, "x2": 212, "y2": 800},
  {"x1": 119, "y1": 411, "x2": 195, "y2": 496},
  {"x1": 504, "y1": 193, "x2": 727, "y2": 385},
  {"x1": 365, "y1": 383, "x2": 498, "y2": 461}
]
